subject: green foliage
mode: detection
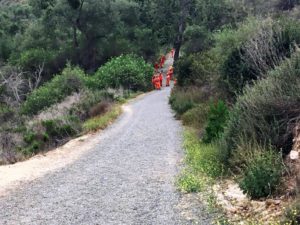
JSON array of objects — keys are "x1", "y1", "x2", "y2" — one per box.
[
  {"x1": 175, "y1": 55, "x2": 194, "y2": 87},
  {"x1": 216, "y1": 17, "x2": 300, "y2": 94},
  {"x1": 17, "y1": 48, "x2": 56, "y2": 71},
  {"x1": 42, "y1": 117, "x2": 79, "y2": 139},
  {"x1": 169, "y1": 87, "x2": 209, "y2": 116},
  {"x1": 177, "y1": 130, "x2": 226, "y2": 192},
  {"x1": 239, "y1": 147, "x2": 283, "y2": 199},
  {"x1": 181, "y1": 104, "x2": 210, "y2": 129},
  {"x1": 22, "y1": 115, "x2": 80, "y2": 155},
  {"x1": 92, "y1": 54, "x2": 153, "y2": 91},
  {"x1": 169, "y1": 95, "x2": 194, "y2": 116},
  {"x1": 223, "y1": 52, "x2": 300, "y2": 157},
  {"x1": 177, "y1": 172, "x2": 203, "y2": 193},
  {"x1": 70, "y1": 89, "x2": 114, "y2": 120},
  {"x1": 183, "y1": 25, "x2": 212, "y2": 54},
  {"x1": 174, "y1": 51, "x2": 220, "y2": 87},
  {"x1": 23, "y1": 130, "x2": 48, "y2": 155},
  {"x1": 283, "y1": 198, "x2": 300, "y2": 225},
  {"x1": 21, "y1": 65, "x2": 86, "y2": 115},
  {"x1": 203, "y1": 100, "x2": 229, "y2": 143},
  {"x1": 184, "y1": 130, "x2": 225, "y2": 178},
  {"x1": 0, "y1": 104, "x2": 14, "y2": 122},
  {"x1": 221, "y1": 48, "x2": 256, "y2": 94},
  {"x1": 67, "y1": 0, "x2": 81, "y2": 9}
]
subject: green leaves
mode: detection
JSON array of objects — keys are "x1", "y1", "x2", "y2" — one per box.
[
  {"x1": 93, "y1": 54, "x2": 153, "y2": 91},
  {"x1": 239, "y1": 148, "x2": 283, "y2": 199},
  {"x1": 21, "y1": 65, "x2": 86, "y2": 115},
  {"x1": 203, "y1": 100, "x2": 229, "y2": 143}
]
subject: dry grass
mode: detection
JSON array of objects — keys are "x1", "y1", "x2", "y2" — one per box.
[
  {"x1": 83, "y1": 104, "x2": 122, "y2": 132},
  {"x1": 88, "y1": 101, "x2": 112, "y2": 118}
]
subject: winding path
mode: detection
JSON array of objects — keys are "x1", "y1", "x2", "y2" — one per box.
[{"x1": 0, "y1": 59, "x2": 212, "y2": 225}]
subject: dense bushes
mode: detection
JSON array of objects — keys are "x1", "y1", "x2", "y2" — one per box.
[
  {"x1": 92, "y1": 54, "x2": 153, "y2": 91},
  {"x1": 21, "y1": 65, "x2": 86, "y2": 115},
  {"x1": 213, "y1": 17, "x2": 300, "y2": 95},
  {"x1": 203, "y1": 101, "x2": 229, "y2": 143},
  {"x1": 171, "y1": 12, "x2": 300, "y2": 205},
  {"x1": 181, "y1": 104, "x2": 209, "y2": 129},
  {"x1": 239, "y1": 146, "x2": 283, "y2": 198},
  {"x1": 175, "y1": 52, "x2": 218, "y2": 87},
  {"x1": 169, "y1": 86, "x2": 214, "y2": 117},
  {"x1": 178, "y1": 130, "x2": 225, "y2": 193},
  {"x1": 23, "y1": 115, "x2": 81, "y2": 155},
  {"x1": 70, "y1": 89, "x2": 114, "y2": 121},
  {"x1": 223, "y1": 52, "x2": 300, "y2": 159}
]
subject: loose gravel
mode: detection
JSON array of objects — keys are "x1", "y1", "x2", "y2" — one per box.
[{"x1": 0, "y1": 71, "x2": 213, "y2": 225}]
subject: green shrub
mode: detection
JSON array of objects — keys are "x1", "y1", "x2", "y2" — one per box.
[
  {"x1": 283, "y1": 198, "x2": 300, "y2": 225},
  {"x1": 203, "y1": 100, "x2": 229, "y2": 143},
  {"x1": 22, "y1": 130, "x2": 48, "y2": 155},
  {"x1": 42, "y1": 118, "x2": 79, "y2": 139},
  {"x1": 175, "y1": 55, "x2": 194, "y2": 87},
  {"x1": 91, "y1": 54, "x2": 154, "y2": 91},
  {"x1": 183, "y1": 25, "x2": 212, "y2": 54},
  {"x1": 0, "y1": 104, "x2": 14, "y2": 122},
  {"x1": 21, "y1": 65, "x2": 86, "y2": 115},
  {"x1": 70, "y1": 89, "x2": 114, "y2": 120},
  {"x1": 177, "y1": 130, "x2": 225, "y2": 192},
  {"x1": 22, "y1": 140, "x2": 43, "y2": 155},
  {"x1": 184, "y1": 130, "x2": 225, "y2": 178},
  {"x1": 177, "y1": 172, "x2": 203, "y2": 193},
  {"x1": 22, "y1": 115, "x2": 80, "y2": 155},
  {"x1": 181, "y1": 104, "x2": 210, "y2": 129},
  {"x1": 18, "y1": 48, "x2": 56, "y2": 71},
  {"x1": 223, "y1": 52, "x2": 300, "y2": 157},
  {"x1": 216, "y1": 17, "x2": 300, "y2": 94},
  {"x1": 175, "y1": 52, "x2": 219, "y2": 87},
  {"x1": 239, "y1": 147, "x2": 283, "y2": 199},
  {"x1": 169, "y1": 87, "x2": 206, "y2": 116}
]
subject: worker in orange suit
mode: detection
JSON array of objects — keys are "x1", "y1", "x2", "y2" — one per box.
[
  {"x1": 154, "y1": 63, "x2": 159, "y2": 72},
  {"x1": 166, "y1": 73, "x2": 170, "y2": 87},
  {"x1": 152, "y1": 74, "x2": 156, "y2": 89},
  {"x1": 159, "y1": 72, "x2": 163, "y2": 87},
  {"x1": 159, "y1": 55, "x2": 166, "y2": 68},
  {"x1": 154, "y1": 75, "x2": 161, "y2": 90},
  {"x1": 168, "y1": 66, "x2": 174, "y2": 80}
]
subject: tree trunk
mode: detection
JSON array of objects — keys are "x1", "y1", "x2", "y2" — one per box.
[
  {"x1": 73, "y1": 25, "x2": 79, "y2": 48},
  {"x1": 173, "y1": 0, "x2": 193, "y2": 62}
]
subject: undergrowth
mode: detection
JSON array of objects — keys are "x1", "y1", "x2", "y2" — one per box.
[
  {"x1": 83, "y1": 104, "x2": 122, "y2": 132},
  {"x1": 177, "y1": 130, "x2": 226, "y2": 193}
]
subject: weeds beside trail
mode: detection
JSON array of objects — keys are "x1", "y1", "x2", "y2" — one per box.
[
  {"x1": 177, "y1": 129, "x2": 225, "y2": 216},
  {"x1": 83, "y1": 104, "x2": 122, "y2": 132}
]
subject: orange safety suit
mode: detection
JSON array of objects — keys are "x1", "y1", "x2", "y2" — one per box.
[
  {"x1": 154, "y1": 76, "x2": 161, "y2": 90},
  {"x1": 159, "y1": 73, "x2": 163, "y2": 87},
  {"x1": 159, "y1": 55, "x2": 166, "y2": 68},
  {"x1": 168, "y1": 66, "x2": 174, "y2": 80},
  {"x1": 166, "y1": 74, "x2": 170, "y2": 87},
  {"x1": 154, "y1": 63, "x2": 159, "y2": 72},
  {"x1": 152, "y1": 75, "x2": 156, "y2": 89}
]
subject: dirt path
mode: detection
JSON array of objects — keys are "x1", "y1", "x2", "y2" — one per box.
[{"x1": 0, "y1": 58, "x2": 213, "y2": 225}]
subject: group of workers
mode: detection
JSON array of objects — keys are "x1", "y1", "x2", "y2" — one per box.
[{"x1": 152, "y1": 49, "x2": 176, "y2": 90}]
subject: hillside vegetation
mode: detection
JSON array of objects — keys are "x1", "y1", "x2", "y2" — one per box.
[
  {"x1": 2, "y1": 0, "x2": 300, "y2": 223},
  {"x1": 169, "y1": 0, "x2": 300, "y2": 223}
]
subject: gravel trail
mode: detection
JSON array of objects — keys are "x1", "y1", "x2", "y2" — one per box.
[{"x1": 0, "y1": 61, "x2": 213, "y2": 225}]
